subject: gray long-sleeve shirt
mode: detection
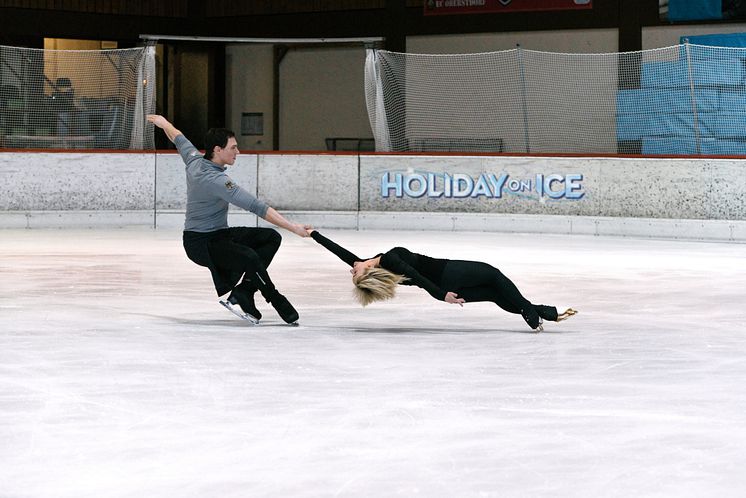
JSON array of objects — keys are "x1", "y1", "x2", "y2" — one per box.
[{"x1": 175, "y1": 134, "x2": 268, "y2": 232}]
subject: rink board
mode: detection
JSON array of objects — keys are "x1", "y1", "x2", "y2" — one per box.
[{"x1": 1, "y1": 151, "x2": 745, "y2": 240}]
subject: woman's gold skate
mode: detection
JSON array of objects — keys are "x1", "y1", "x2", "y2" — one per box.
[{"x1": 557, "y1": 308, "x2": 578, "y2": 321}]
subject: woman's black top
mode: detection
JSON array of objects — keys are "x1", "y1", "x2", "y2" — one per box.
[{"x1": 310, "y1": 230, "x2": 449, "y2": 301}]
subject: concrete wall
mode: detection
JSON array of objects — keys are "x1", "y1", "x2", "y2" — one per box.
[
  {"x1": 177, "y1": 49, "x2": 210, "y2": 147},
  {"x1": 642, "y1": 24, "x2": 746, "y2": 50},
  {"x1": 223, "y1": 29, "x2": 619, "y2": 152},
  {"x1": 1, "y1": 151, "x2": 745, "y2": 241},
  {"x1": 225, "y1": 44, "x2": 274, "y2": 152},
  {"x1": 279, "y1": 47, "x2": 371, "y2": 151},
  {"x1": 220, "y1": 27, "x2": 744, "y2": 152},
  {"x1": 224, "y1": 44, "x2": 371, "y2": 152},
  {"x1": 358, "y1": 155, "x2": 746, "y2": 220},
  {"x1": 407, "y1": 29, "x2": 619, "y2": 54}
]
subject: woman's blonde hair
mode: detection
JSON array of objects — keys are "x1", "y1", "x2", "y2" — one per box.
[{"x1": 352, "y1": 267, "x2": 407, "y2": 306}]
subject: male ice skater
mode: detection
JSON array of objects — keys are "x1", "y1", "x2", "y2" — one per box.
[{"x1": 148, "y1": 114, "x2": 308, "y2": 324}]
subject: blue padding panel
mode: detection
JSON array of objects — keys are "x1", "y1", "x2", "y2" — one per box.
[
  {"x1": 615, "y1": 90, "x2": 644, "y2": 114},
  {"x1": 700, "y1": 138, "x2": 746, "y2": 155},
  {"x1": 641, "y1": 59, "x2": 744, "y2": 88},
  {"x1": 641, "y1": 61, "x2": 687, "y2": 88},
  {"x1": 694, "y1": 59, "x2": 743, "y2": 85},
  {"x1": 682, "y1": 32, "x2": 746, "y2": 48},
  {"x1": 642, "y1": 137, "x2": 698, "y2": 155},
  {"x1": 616, "y1": 88, "x2": 718, "y2": 114},
  {"x1": 668, "y1": 0, "x2": 722, "y2": 22},
  {"x1": 647, "y1": 112, "x2": 716, "y2": 137},
  {"x1": 697, "y1": 113, "x2": 718, "y2": 136},
  {"x1": 712, "y1": 112, "x2": 746, "y2": 138},
  {"x1": 616, "y1": 112, "x2": 717, "y2": 140},
  {"x1": 641, "y1": 137, "x2": 746, "y2": 155},
  {"x1": 718, "y1": 89, "x2": 746, "y2": 109},
  {"x1": 616, "y1": 114, "x2": 649, "y2": 141}
]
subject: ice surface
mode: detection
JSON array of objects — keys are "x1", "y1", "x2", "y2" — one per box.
[{"x1": 1, "y1": 228, "x2": 745, "y2": 497}]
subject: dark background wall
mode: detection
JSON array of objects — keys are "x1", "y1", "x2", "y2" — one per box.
[
  {"x1": 0, "y1": 0, "x2": 660, "y2": 51},
  {"x1": 3, "y1": 0, "x2": 739, "y2": 150},
  {"x1": 0, "y1": 0, "x2": 658, "y2": 134}
]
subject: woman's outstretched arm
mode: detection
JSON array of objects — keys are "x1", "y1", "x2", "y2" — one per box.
[
  {"x1": 380, "y1": 248, "x2": 449, "y2": 302},
  {"x1": 308, "y1": 230, "x2": 364, "y2": 267}
]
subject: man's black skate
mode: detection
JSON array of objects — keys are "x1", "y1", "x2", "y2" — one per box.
[
  {"x1": 521, "y1": 307, "x2": 544, "y2": 332},
  {"x1": 269, "y1": 292, "x2": 299, "y2": 324},
  {"x1": 248, "y1": 269, "x2": 299, "y2": 324},
  {"x1": 228, "y1": 285, "x2": 262, "y2": 321},
  {"x1": 219, "y1": 298, "x2": 259, "y2": 324}
]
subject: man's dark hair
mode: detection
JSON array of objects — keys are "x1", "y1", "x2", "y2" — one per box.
[{"x1": 204, "y1": 128, "x2": 235, "y2": 160}]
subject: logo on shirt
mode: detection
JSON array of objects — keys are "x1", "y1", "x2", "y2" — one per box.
[
  {"x1": 189, "y1": 150, "x2": 200, "y2": 157},
  {"x1": 225, "y1": 180, "x2": 236, "y2": 190}
]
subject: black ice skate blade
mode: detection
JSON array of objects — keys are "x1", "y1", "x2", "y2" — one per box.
[{"x1": 220, "y1": 300, "x2": 299, "y2": 326}]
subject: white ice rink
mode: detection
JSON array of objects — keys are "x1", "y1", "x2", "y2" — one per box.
[{"x1": 1, "y1": 228, "x2": 746, "y2": 497}]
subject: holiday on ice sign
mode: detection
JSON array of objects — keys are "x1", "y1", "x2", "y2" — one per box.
[{"x1": 423, "y1": 0, "x2": 592, "y2": 16}]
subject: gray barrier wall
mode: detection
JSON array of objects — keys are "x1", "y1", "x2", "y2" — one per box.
[
  {"x1": 1, "y1": 151, "x2": 745, "y2": 240},
  {"x1": 359, "y1": 155, "x2": 746, "y2": 220}
]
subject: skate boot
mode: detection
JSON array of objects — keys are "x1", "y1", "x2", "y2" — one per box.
[
  {"x1": 251, "y1": 269, "x2": 299, "y2": 324},
  {"x1": 268, "y1": 292, "x2": 299, "y2": 324},
  {"x1": 521, "y1": 306, "x2": 544, "y2": 332},
  {"x1": 228, "y1": 282, "x2": 262, "y2": 321}
]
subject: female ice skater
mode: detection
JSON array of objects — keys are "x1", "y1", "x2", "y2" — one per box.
[{"x1": 307, "y1": 230, "x2": 576, "y2": 332}]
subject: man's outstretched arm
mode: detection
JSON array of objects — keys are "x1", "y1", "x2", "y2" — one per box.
[
  {"x1": 147, "y1": 114, "x2": 182, "y2": 143},
  {"x1": 264, "y1": 207, "x2": 310, "y2": 238}
]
